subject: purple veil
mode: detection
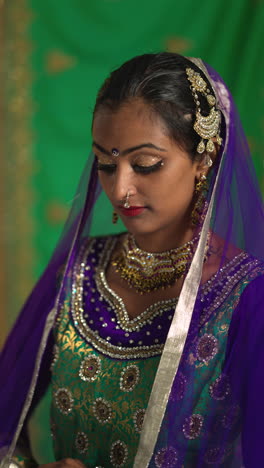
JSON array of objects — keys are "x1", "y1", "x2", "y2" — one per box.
[{"x1": 0, "y1": 58, "x2": 264, "y2": 468}]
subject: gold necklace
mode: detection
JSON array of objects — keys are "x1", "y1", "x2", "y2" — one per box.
[{"x1": 112, "y1": 234, "x2": 200, "y2": 294}]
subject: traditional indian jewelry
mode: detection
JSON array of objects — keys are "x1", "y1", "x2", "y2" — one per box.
[
  {"x1": 123, "y1": 192, "x2": 130, "y2": 209},
  {"x1": 111, "y1": 148, "x2": 119, "y2": 157},
  {"x1": 186, "y1": 67, "x2": 222, "y2": 154},
  {"x1": 112, "y1": 234, "x2": 201, "y2": 294},
  {"x1": 204, "y1": 154, "x2": 213, "y2": 167},
  {"x1": 112, "y1": 211, "x2": 118, "y2": 224},
  {"x1": 191, "y1": 174, "x2": 209, "y2": 226}
]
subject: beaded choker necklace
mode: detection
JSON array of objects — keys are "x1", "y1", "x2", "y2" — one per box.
[{"x1": 112, "y1": 234, "x2": 200, "y2": 294}]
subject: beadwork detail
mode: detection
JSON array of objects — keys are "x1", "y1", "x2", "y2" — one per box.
[
  {"x1": 209, "y1": 374, "x2": 230, "y2": 400},
  {"x1": 186, "y1": 67, "x2": 222, "y2": 154},
  {"x1": 204, "y1": 446, "x2": 231, "y2": 465},
  {"x1": 133, "y1": 409, "x2": 145, "y2": 433},
  {"x1": 110, "y1": 440, "x2": 128, "y2": 467},
  {"x1": 169, "y1": 371, "x2": 187, "y2": 401},
  {"x1": 120, "y1": 365, "x2": 140, "y2": 392},
  {"x1": 71, "y1": 238, "x2": 172, "y2": 359},
  {"x1": 79, "y1": 355, "x2": 101, "y2": 382},
  {"x1": 92, "y1": 397, "x2": 112, "y2": 424},
  {"x1": 154, "y1": 446, "x2": 178, "y2": 468},
  {"x1": 96, "y1": 237, "x2": 177, "y2": 333},
  {"x1": 50, "y1": 344, "x2": 59, "y2": 371},
  {"x1": 199, "y1": 253, "x2": 260, "y2": 328},
  {"x1": 75, "y1": 431, "x2": 89, "y2": 454},
  {"x1": 196, "y1": 334, "x2": 218, "y2": 362},
  {"x1": 54, "y1": 388, "x2": 74, "y2": 415},
  {"x1": 112, "y1": 233, "x2": 199, "y2": 294},
  {"x1": 182, "y1": 414, "x2": 204, "y2": 439}
]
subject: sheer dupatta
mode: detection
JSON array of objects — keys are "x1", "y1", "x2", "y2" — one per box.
[{"x1": 0, "y1": 59, "x2": 263, "y2": 468}]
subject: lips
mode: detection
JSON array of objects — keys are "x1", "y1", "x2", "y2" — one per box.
[{"x1": 119, "y1": 206, "x2": 145, "y2": 217}]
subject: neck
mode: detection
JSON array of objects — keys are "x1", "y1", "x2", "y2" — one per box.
[{"x1": 132, "y1": 224, "x2": 196, "y2": 253}]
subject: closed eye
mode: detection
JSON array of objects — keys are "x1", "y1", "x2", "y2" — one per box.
[
  {"x1": 96, "y1": 160, "x2": 163, "y2": 174},
  {"x1": 97, "y1": 163, "x2": 117, "y2": 173},
  {"x1": 132, "y1": 160, "x2": 163, "y2": 174}
]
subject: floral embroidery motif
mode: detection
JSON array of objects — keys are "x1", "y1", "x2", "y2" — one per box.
[
  {"x1": 182, "y1": 414, "x2": 204, "y2": 439},
  {"x1": 154, "y1": 446, "x2": 178, "y2": 468},
  {"x1": 79, "y1": 355, "x2": 101, "y2": 382},
  {"x1": 204, "y1": 445, "x2": 231, "y2": 464},
  {"x1": 54, "y1": 388, "x2": 74, "y2": 415},
  {"x1": 120, "y1": 365, "x2": 140, "y2": 392},
  {"x1": 209, "y1": 374, "x2": 230, "y2": 400},
  {"x1": 75, "y1": 431, "x2": 89, "y2": 454},
  {"x1": 133, "y1": 409, "x2": 145, "y2": 433},
  {"x1": 169, "y1": 371, "x2": 187, "y2": 401},
  {"x1": 196, "y1": 334, "x2": 218, "y2": 363},
  {"x1": 92, "y1": 397, "x2": 112, "y2": 424},
  {"x1": 110, "y1": 440, "x2": 128, "y2": 467}
]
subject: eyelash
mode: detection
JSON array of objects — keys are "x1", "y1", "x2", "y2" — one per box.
[{"x1": 97, "y1": 160, "x2": 163, "y2": 175}]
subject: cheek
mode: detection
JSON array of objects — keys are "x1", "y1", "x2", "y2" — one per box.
[{"x1": 98, "y1": 173, "x2": 112, "y2": 196}]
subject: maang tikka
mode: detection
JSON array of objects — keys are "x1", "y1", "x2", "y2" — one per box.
[{"x1": 186, "y1": 67, "x2": 222, "y2": 154}]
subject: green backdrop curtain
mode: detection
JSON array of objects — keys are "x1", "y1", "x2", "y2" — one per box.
[{"x1": 2, "y1": 0, "x2": 264, "y2": 462}]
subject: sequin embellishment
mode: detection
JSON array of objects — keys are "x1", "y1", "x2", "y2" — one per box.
[
  {"x1": 120, "y1": 365, "x2": 140, "y2": 392},
  {"x1": 204, "y1": 446, "x2": 231, "y2": 465},
  {"x1": 196, "y1": 334, "x2": 218, "y2": 362},
  {"x1": 54, "y1": 388, "x2": 74, "y2": 415},
  {"x1": 154, "y1": 446, "x2": 178, "y2": 468},
  {"x1": 50, "y1": 344, "x2": 59, "y2": 371},
  {"x1": 110, "y1": 440, "x2": 128, "y2": 467},
  {"x1": 182, "y1": 414, "x2": 204, "y2": 439},
  {"x1": 93, "y1": 397, "x2": 112, "y2": 424},
  {"x1": 209, "y1": 374, "x2": 230, "y2": 400},
  {"x1": 75, "y1": 431, "x2": 89, "y2": 454},
  {"x1": 169, "y1": 371, "x2": 187, "y2": 401},
  {"x1": 79, "y1": 355, "x2": 101, "y2": 382},
  {"x1": 133, "y1": 409, "x2": 145, "y2": 433}
]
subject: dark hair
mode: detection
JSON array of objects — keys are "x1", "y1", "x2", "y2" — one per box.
[{"x1": 93, "y1": 52, "x2": 219, "y2": 161}]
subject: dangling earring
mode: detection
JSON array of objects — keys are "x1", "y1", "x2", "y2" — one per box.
[
  {"x1": 112, "y1": 211, "x2": 118, "y2": 224},
  {"x1": 191, "y1": 174, "x2": 208, "y2": 226}
]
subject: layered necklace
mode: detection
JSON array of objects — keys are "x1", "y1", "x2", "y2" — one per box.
[{"x1": 112, "y1": 233, "x2": 202, "y2": 294}]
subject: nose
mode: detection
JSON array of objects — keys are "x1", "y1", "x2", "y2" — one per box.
[{"x1": 111, "y1": 164, "x2": 137, "y2": 203}]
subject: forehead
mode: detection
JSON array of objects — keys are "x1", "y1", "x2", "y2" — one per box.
[{"x1": 92, "y1": 99, "x2": 170, "y2": 149}]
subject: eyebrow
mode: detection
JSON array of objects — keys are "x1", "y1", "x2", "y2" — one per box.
[{"x1": 92, "y1": 141, "x2": 167, "y2": 156}]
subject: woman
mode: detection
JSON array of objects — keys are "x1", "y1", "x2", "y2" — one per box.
[{"x1": 0, "y1": 53, "x2": 264, "y2": 468}]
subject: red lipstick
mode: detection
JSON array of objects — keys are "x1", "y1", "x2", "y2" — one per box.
[{"x1": 119, "y1": 206, "x2": 145, "y2": 217}]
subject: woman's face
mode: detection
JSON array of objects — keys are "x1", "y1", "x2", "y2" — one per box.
[{"x1": 92, "y1": 99, "x2": 203, "y2": 240}]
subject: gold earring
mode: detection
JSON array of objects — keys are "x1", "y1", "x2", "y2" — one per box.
[
  {"x1": 112, "y1": 211, "x2": 118, "y2": 224},
  {"x1": 191, "y1": 174, "x2": 208, "y2": 226}
]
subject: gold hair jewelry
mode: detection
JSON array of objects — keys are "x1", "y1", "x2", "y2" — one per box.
[
  {"x1": 191, "y1": 174, "x2": 208, "y2": 226},
  {"x1": 123, "y1": 192, "x2": 130, "y2": 209},
  {"x1": 186, "y1": 67, "x2": 222, "y2": 154},
  {"x1": 112, "y1": 211, "x2": 118, "y2": 224},
  {"x1": 112, "y1": 234, "x2": 200, "y2": 294}
]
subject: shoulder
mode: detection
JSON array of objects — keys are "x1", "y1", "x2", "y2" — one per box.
[
  {"x1": 74, "y1": 233, "x2": 125, "y2": 269},
  {"x1": 229, "y1": 262, "x2": 264, "y2": 336}
]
